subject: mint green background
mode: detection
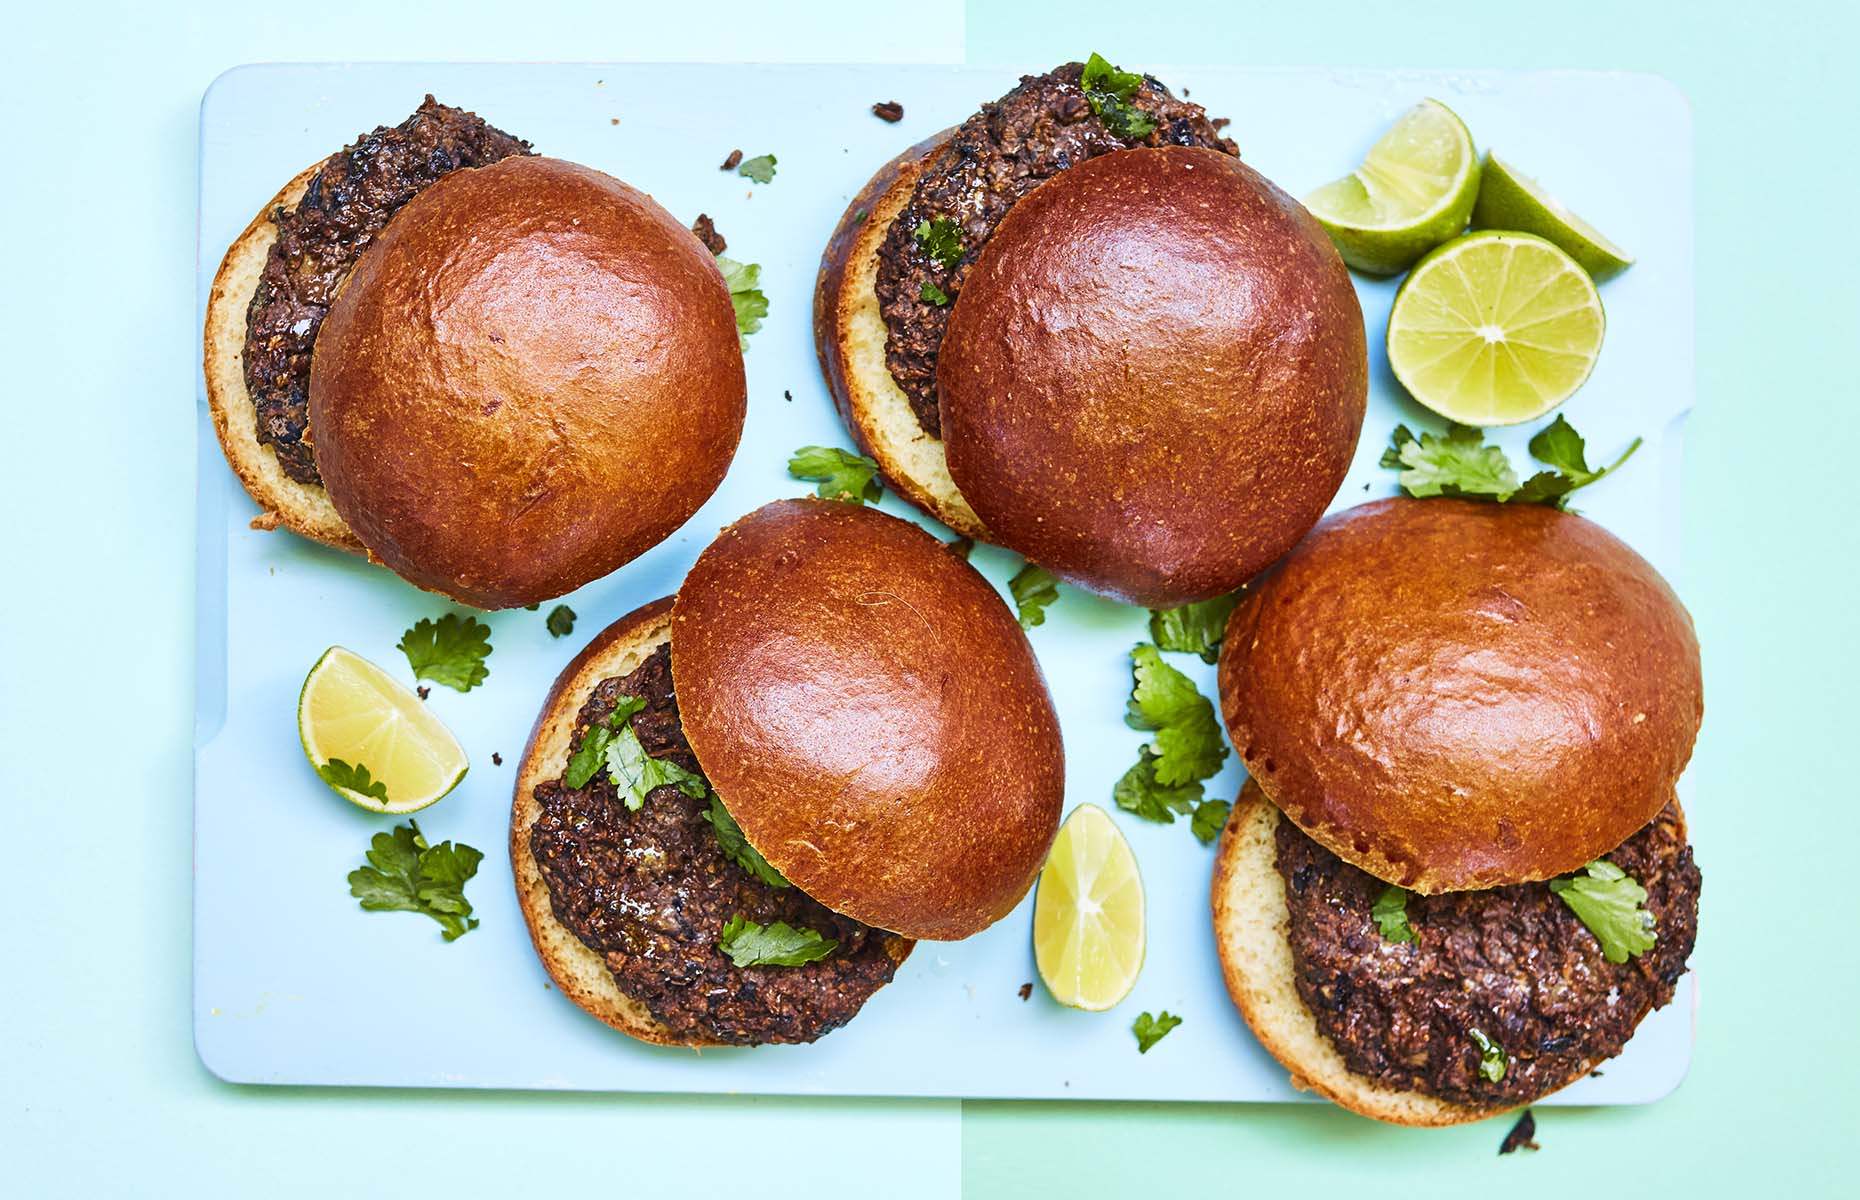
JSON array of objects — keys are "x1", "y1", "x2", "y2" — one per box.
[{"x1": 2, "y1": 1, "x2": 1852, "y2": 1195}]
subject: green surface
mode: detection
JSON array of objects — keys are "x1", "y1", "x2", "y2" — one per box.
[{"x1": 2, "y1": 1, "x2": 1855, "y2": 1195}]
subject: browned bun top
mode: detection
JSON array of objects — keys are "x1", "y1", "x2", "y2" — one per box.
[
  {"x1": 1219, "y1": 497, "x2": 1703, "y2": 893},
  {"x1": 671, "y1": 498, "x2": 1064, "y2": 940},
  {"x1": 937, "y1": 146, "x2": 1366, "y2": 607},
  {"x1": 309, "y1": 156, "x2": 746, "y2": 609}
]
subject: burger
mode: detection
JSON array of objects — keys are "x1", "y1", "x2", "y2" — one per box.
[
  {"x1": 814, "y1": 58, "x2": 1367, "y2": 607},
  {"x1": 511, "y1": 499, "x2": 1065, "y2": 1045},
  {"x1": 203, "y1": 97, "x2": 746, "y2": 609},
  {"x1": 1210, "y1": 497, "x2": 1703, "y2": 1124}
]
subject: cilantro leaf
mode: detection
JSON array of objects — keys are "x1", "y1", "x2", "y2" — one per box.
[
  {"x1": 1009, "y1": 563, "x2": 1061, "y2": 629},
  {"x1": 1511, "y1": 416, "x2": 1643, "y2": 509},
  {"x1": 789, "y1": 445, "x2": 884, "y2": 505},
  {"x1": 346, "y1": 820, "x2": 483, "y2": 942},
  {"x1": 1080, "y1": 52, "x2": 1157, "y2": 139},
  {"x1": 1386, "y1": 423, "x2": 1521, "y2": 500},
  {"x1": 563, "y1": 696, "x2": 647, "y2": 790},
  {"x1": 736, "y1": 153, "x2": 777, "y2": 184},
  {"x1": 1469, "y1": 1028, "x2": 1508, "y2": 1083},
  {"x1": 316, "y1": 757, "x2": 389, "y2": 806},
  {"x1": 1132, "y1": 1010, "x2": 1182, "y2": 1053},
  {"x1": 545, "y1": 605, "x2": 576, "y2": 639},
  {"x1": 718, "y1": 915, "x2": 837, "y2": 967},
  {"x1": 1113, "y1": 745, "x2": 1203, "y2": 824},
  {"x1": 398, "y1": 614, "x2": 492, "y2": 692},
  {"x1": 1371, "y1": 884, "x2": 1419, "y2": 944},
  {"x1": 1549, "y1": 859, "x2": 1658, "y2": 963},
  {"x1": 1189, "y1": 798, "x2": 1231, "y2": 846},
  {"x1": 1125, "y1": 644, "x2": 1228, "y2": 786},
  {"x1": 715, "y1": 254, "x2": 768, "y2": 349},
  {"x1": 705, "y1": 792, "x2": 790, "y2": 888},
  {"x1": 913, "y1": 217, "x2": 964, "y2": 271},
  {"x1": 1148, "y1": 593, "x2": 1241, "y2": 663},
  {"x1": 604, "y1": 723, "x2": 708, "y2": 811},
  {"x1": 920, "y1": 280, "x2": 951, "y2": 306}
]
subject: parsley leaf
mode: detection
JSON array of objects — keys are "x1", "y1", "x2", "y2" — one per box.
[
  {"x1": 913, "y1": 217, "x2": 964, "y2": 271},
  {"x1": 1132, "y1": 1010, "x2": 1182, "y2": 1053},
  {"x1": 705, "y1": 792, "x2": 790, "y2": 888},
  {"x1": 1148, "y1": 593, "x2": 1241, "y2": 663},
  {"x1": 1126, "y1": 644, "x2": 1228, "y2": 786},
  {"x1": 736, "y1": 153, "x2": 777, "y2": 184},
  {"x1": 1190, "y1": 798, "x2": 1232, "y2": 846},
  {"x1": 604, "y1": 722, "x2": 708, "y2": 811},
  {"x1": 1511, "y1": 416, "x2": 1643, "y2": 509},
  {"x1": 398, "y1": 613, "x2": 492, "y2": 692},
  {"x1": 545, "y1": 605, "x2": 576, "y2": 639},
  {"x1": 789, "y1": 445, "x2": 884, "y2": 504},
  {"x1": 563, "y1": 696, "x2": 647, "y2": 790},
  {"x1": 1371, "y1": 884, "x2": 1419, "y2": 944},
  {"x1": 1080, "y1": 52, "x2": 1157, "y2": 139},
  {"x1": 715, "y1": 255, "x2": 768, "y2": 349},
  {"x1": 1549, "y1": 859, "x2": 1658, "y2": 963},
  {"x1": 920, "y1": 280, "x2": 951, "y2": 306},
  {"x1": 316, "y1": 757, "x2": 389, "y2": 806},
  {"x1": 1009, "y1": 563, "x2": 1061, "y2": 629},
  {"x1": 718, "y1": 915, "x2": 837, "y2": 967},
  {"x1": 346, "y1": 820, "x2": 483, "y2": 942},
  {"x1": 1113, "y1": 745, "x2": 1203, "y2": 824},
  {"x1": 1383, "y1": 418, "x2": 1641, "y2": 508},
  {"x1": 1469, "y1": 1028, "x2": 1508, "y2": 1083}
]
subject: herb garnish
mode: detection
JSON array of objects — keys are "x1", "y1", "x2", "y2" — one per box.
[
  {"x1": 1148, "y1": 593, "x2": 1241, "y2": 663},
  {"x1": 1113, "y1": 644, "x2": 1231, "y2": 843},
  {"x1": 545, "y1": 605, "x2": 576, "y2": 638},
  {"x1": 789, "y1": 445, "x2": 884, "y2": 504},
  {"x1": 1381, "y1": 415, "x2": 1640, "y2": 508},
  {"x1": 316, "y1": 758, "x2": 390, "y2": 806},
  {"x1": 1009, "y1": 563, "x2": 1061, "y2": 629},
  {"x1": 604, "y1": 721, "x2": 707, "y2": 812},
  {"x1": 715, "y1": 254, "x2": 768, "y2": 349},
  {"x1": 914, "y1": 217, "x2": 964, "y2": 271},
  {"x1": 1469, "y1": 1028, "x2": 1508, "y2": 1083},
  {"x1": 563, "y1": 696, "x2": 646, "y2": 790},
  {"x1": 736, "y1": 153, "x2": 777, "y2": 184},
  {"x1": 398, "y1": 613, "x2": 492, "y2": 692},
  {"x1": 1132, "y1": 1010, "x2": 1182, "y2": 1053},
  {"x1": 718, "y1": 915, "x2": 838, "y2": 967},
  {"x1": 1080, "y1": 53, "x2": 1157, "y2": 139},
  {"x1": 1371, "y1": 884, "x2": 1418, "y2": 944},
  {"x1": 920, "y1": 280, "x2": 951, "y2": 306},
  {"x1": 705, "y1": 793, "x2": 790, "y2": 888},
  {"x1": 347, "y1": 820, "x2": 483, "y2": 942},
  {"x1": 1549, "y1": 859, "x2": 1658, "y2": 963}
]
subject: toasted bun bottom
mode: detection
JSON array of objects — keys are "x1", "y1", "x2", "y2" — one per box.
[
  {"x1": 510, "y1": 598, "x2": 714, "y2": 1048},
  {"x1": 1212, "y1": 785, "x2": 1508, "y2": 1126},
  {"x1": 813, "y1": 133, "x2": 984, "y2": 538},
  {"x1": 201, "y1": 161, "x2": 364, "y2": 553}
]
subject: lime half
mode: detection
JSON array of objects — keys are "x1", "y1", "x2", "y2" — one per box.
[
  {"x1": 299, "y1": 647, "x2": 469, "y2": 814},
  {"x1": 1033, "y1": 804, "x2": 1145, "y2": 1012},
  {"x1": 1388, "y1": 230, "x2": 1606, "y2": 426},
  {"x1": 1472, "y1": 151, "x2": 1634, "y2": 281},
  {"x1": 1305, "y1": 99, "x2": 1480, "y2": 275}
]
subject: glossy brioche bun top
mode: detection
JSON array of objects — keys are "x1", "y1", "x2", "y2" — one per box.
[
  {"x1": 309, "y1": 155, "x2": 746, "y2": 610},
  {"x1": 671, "y1": 499, "x2": 1064, "y2": 940},
  {"x1": 1218, "y1": 497, "x2": 1703, "y2": 894},
  {"x1": 937, "y1": 146, "x2": 1367, "y2": 607}
]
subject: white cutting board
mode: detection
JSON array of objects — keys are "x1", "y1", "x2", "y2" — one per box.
[{"x1": 194, "y1": 62, "x2": 1696, "y2": 1099}]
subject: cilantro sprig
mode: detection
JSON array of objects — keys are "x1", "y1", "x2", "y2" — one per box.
[
  {"x1": 1148, "y1": 593, "x2": 1241, "y2": 663},
  {"x1": 1113, "y1": 645, "x2": 1231, "y2": 844},
  {"x1": 789, "y1": 445, "x2": 884, "y2": 505},
  {"x1": 398, "y1": 613, "x2": 492, "y2": 692},
  {"x1": 1080, "y1": 53, "x2": 1157, "y2": 139},
  {"x1": 1550, "y1": 859, "x2": 1658, "y2": 963},
  {"x1": 715, "y1": 254, "x2": 768, "y2": 349},
  {"x1": 545, "y1": 605, "x2": 576, "y2": 639},
  {"x1": 718, "y1": 915, "x2": 837, "y2": 967},
  {"x1": 736, "y1": 153, "x2": 777, "y2": 184},
  {"x1": 564, "y1": 696, "x2": 646, "y2": 790},
  {"x1": 914, "y1": 217, "x2": 964, "y2": 271},
  {"x1": 1009, "y1": 563, "x2": 1061, "y2": 629},
  {"x1": 316, "y1": 758, "x2": 389, "y2": 807},
  {"x1": 1132, "y1": 1010, "x2": 1182, "y2": 1053},
  {"x1": 705, "y1": 793, "x2": 790, "y2": 888},
  {"x1": 1371, "y1": 884, "x2": 1418, "y2": 944},
  {"x1": 604, "y1": 722, "x2": 707, "y2": 811},
  {"x1": 1381, "y1": 416, "x2": 1640, "y2": 509},
  {"x1": 347, "y1": 820, "x2": 483, "y2": 942}
]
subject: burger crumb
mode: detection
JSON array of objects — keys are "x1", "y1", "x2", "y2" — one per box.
[
  {"x1": 1212, "y1": 117, "x2": 1231, "y2": 132},
  {"x1": 872, "y1": 100, "x2": 904, "y2": 123},
  {"x1": 691, "y1": 213, "x2": 727, "y2": 254},
  {"x1": 1498, "y1": 1110, "x2": 1540, "y2": 1155},
  {"x1": 1018, "y1": 982, "x2": 1033, "y2": 1001},
  {"x1": 783, "y1": 390, "x2": 793, "y2": 402},
  {"x1": 249, "y1": 512, "x2": 282, "y2": 532},
  {"x1": 609, "y1": 118, "x2": 619, "y2": 126},
  {"x1": 720, "y1": 149, "x2": 743, "y2": 171},
  {"x1": 417, "y1": 685, "x2": 431, "y2": 701},
  {"x1": 492, "y1": 752, "x2": 503, "y2": 766}
]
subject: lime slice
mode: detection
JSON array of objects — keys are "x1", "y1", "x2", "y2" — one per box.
[
  {"x1": 1304, "y1": 99, "x2": 1480, "y2": 275},
  {"x1": 1033, "y1": 804, "x2": 1145, "y2": 1012},
  {"x1": 1472, "y1": 151, "x2": 1634, "y2": 281},
  {"x1": 298, "y1": 647, "x2": 468, "y2": 814},
  {"x1": 1387, "y1": 230, "x2": 1606, "y2": 426}
]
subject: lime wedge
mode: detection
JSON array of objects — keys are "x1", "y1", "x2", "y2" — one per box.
[
  {"x1": 1033, "y1": 804, "x2": 1145, "y2": 1012},
  {"x1": 1472, "y1": 151, "x2": 1634, "y2": 281},
  {"x1": 299, "y1": 647, "x2": 468, "y2": 814},
  {"x1": 1387, "y1": 230, "x2": 1606, "y2": 426},
  {"x1": 1305, "y1": 99, "x2": 1480, "y2": 275}
]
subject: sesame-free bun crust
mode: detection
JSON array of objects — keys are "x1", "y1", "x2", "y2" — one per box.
[
  {"x1": 311, "y1": 156, "x2": 747, "y2": 610},
  {"x1": 938, "y1": 147, "x2": 1367, "y2": 607},
  {"x1": 201, "y1": 161, "x2": 365, "y2": 552},
  {"x1": 671, "y1": 499, "x2": 1064, "y2": 940},
  {"x1": 813, "y1": 130, "x2": 986, "y2": 539},
  {"x1": 1219, "y1": 498, "x2": 1703, "y2": 893}
]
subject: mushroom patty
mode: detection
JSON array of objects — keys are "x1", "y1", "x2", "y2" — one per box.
[
  {"x1": 528, "y1": 645, "x2": 906, "y2": 1045},
  {"x1": 872, "y1": 62, "x2": 1237, "y2": 438},
  {"x1": 1275, "y1": 804, "x2": 1700, "y2": 1106}
]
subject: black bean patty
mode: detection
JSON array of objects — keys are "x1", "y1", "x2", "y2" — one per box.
[
  {"x1": 242, "y1": 97, "x2": 530, "y2": 485},
  {"x1": 1275, "y1": 804, "x2": 1700, "y2": 1107},
  {"x1": 872, "y1": 63, "x2": 1237, "y2": 437},
  {"x1": 529, "y1": 645, "x2": 904, "y2": 1045}
]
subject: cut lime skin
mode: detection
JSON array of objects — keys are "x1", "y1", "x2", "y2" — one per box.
[
  {"x1": 1472, "y1": 151, "x2": 1634, "y2": 282},
  {"x1": 1305, "y1": 99, "x2": 1481, "y2": 276}
]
